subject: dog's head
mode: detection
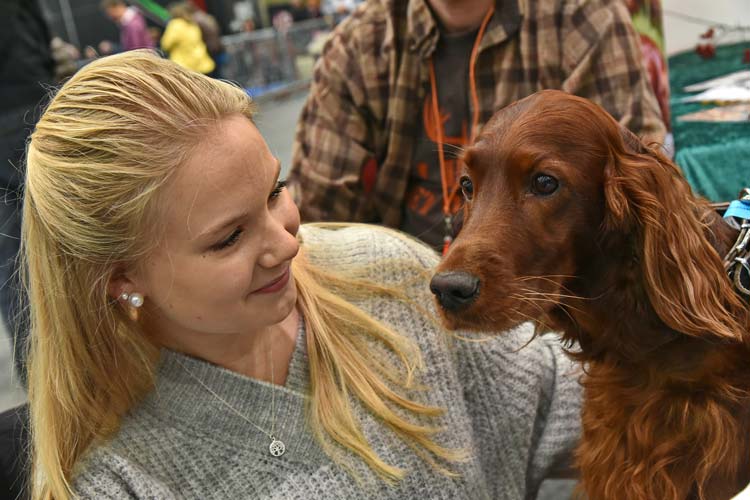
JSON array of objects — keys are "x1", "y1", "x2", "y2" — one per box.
[{"x1": 431, "y1": 90, "x2": 746, "y2": 347}]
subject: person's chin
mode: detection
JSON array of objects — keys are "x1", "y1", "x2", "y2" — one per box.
[
  {"x1": 271, "y1": 274, "x2": 298, "y2": 316},
  {"x1": 280, "y1": 275, "x2": 297, "y2": 306}
]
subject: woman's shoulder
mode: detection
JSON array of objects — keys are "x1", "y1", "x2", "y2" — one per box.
[
  {"x1": 73, "y1": 445, "x2": 177, "y2": 499},
  {"x1": 298, "y1": 224, "x2": 444, "y2": 347},
  {"x1": 299, "y1": 223, "x2": 440, "y2": 273}
]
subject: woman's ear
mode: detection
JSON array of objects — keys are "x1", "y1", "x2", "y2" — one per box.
[
  {"x1": 604, "y1": 128, "x2": 745, "y2": 344},
  {"x1": 108, "y1": 265, "x2": 142, "y2": 305}
]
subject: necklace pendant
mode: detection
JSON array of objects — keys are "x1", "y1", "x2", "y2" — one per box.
[{"x1": 269, "y1": 437, "x2": 286, "y2": 457}]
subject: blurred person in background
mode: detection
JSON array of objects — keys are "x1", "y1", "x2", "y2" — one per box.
[
  {"x1": 187, "y1": 1, "x2": 225, "y2": 78},
  {"x1": 288, "y1": 0, "x2": 323, "y2": 22},
  {"x1": 101, "y1": 0, "x2": 155, "y2": 53},
  {"x1": 50, "y1": 37, "x2": 81, "y2": 81},
  {"x1": 0, "y1": 2, "x2": 55, "y2": 497},
  {"x1": 161, "y1": 2, "x2": 216, "y2": 75},
  {"x1": 229, "y1": 0, "x2": 258, "y2": 32},
  {"x1": 148, "y1": 26, "x2": 164, "y2": 48},
  {"x1": 307, "y1": 0, "x2": 323, "y2": 19},
  {"x1": 289, "y1": 0, "x2": 666, "y2": 251},
  {"x1": 0, "y1": 0, "x2": 54, "y2": 377}
]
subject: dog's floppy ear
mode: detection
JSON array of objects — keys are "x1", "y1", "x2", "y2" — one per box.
[{"x1": 603, "y1": 127, "x2": 745, "y2": 343}]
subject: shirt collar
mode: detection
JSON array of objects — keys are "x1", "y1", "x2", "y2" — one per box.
[{"x1": 407, "y1": 0, "x2": 523, "y2": 58}]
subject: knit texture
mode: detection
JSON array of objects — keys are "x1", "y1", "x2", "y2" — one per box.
[{"x1": 73, "y1": 224, "x2": 582, "y2": 499}]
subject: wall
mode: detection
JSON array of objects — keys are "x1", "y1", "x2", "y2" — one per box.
[{"x1": 662, "y1": 0, "x2": 750, "y2": 55}]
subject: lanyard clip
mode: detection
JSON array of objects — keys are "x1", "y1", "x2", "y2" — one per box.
[
  {"x1": 442, "y1": 215, "x2": 453, "y2": 255},
  {"x1": 443, "y1": 215, "x2": 453, "y2": 235}
]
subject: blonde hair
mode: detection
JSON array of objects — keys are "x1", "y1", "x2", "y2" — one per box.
[{"x1": 24, "y1": 51, "x2": 459, "y2": 500}]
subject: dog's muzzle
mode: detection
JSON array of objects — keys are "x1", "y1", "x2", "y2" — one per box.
[{"x1": 430, "y1": 271, "x2": 480, "y2": 311}]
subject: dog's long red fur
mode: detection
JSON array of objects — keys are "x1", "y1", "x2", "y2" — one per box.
[{"x1": 434, "y1": 90, "x2": 750, "y2": 500}]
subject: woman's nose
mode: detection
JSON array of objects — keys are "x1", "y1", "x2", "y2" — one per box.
[{"x1": 258, "y1": 217, "x2": 299, "y2": 268}]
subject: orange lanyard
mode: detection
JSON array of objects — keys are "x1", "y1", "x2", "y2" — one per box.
[{"x1": 429, "y1": 6, "x2": 495, "y2": 255}]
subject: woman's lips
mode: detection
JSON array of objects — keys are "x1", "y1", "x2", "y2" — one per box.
[{"x1": 252, "y1": 268, "x2": 291, "y2": 294}]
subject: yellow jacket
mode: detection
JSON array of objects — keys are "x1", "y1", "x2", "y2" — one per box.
[{"x1": 161, "y1": 17, "x2": 215, "y2": 74}]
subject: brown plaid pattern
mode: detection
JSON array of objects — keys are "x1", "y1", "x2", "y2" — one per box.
[{"x1": 289, "y1": 0, "x2": 666, "y2": 228}]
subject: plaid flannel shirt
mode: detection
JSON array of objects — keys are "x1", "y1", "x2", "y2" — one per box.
[{"x1": 289, "y1": 0, "x2": 666, "y2": 228}]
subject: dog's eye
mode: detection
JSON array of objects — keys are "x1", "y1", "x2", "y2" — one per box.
[
  {"x1": 531, "y1": 174, "x2": 558, "y2": 196},
  {"x1": 460, "y1": 176, "x2": 474, "y2": 200}
]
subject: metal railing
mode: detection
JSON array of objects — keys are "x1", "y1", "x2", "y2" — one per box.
[{"x1": 220, "y1": 17, "x2": 331, "y2": 98}]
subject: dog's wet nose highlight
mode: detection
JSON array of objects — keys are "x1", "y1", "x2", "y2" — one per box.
[{"x1": 430, "y1": 271, "x2": 480, "y2": 311}]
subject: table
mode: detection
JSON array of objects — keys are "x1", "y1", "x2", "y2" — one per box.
[{"x1": 668, "y1": 42, "x2": 750, "y2": 203}]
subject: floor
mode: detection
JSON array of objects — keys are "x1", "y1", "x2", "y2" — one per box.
[{"x1": 0, "y1": 324, "x2": 24, "y2": 413}]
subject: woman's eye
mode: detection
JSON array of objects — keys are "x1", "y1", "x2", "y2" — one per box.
[
  {"x1": 213, "y1": 228, "x2": 242, "y2": 251},
  {"x1": 210, "y1": 179, "x2": 286, "y2": 252},
  {"x1": 460, "y1": 176, "x2": 474, "y2": 200},
  {"x1": 270, "y1": 180, "x2": 287, "y2": 200},
  {"x1": 531, "y1": 174, "x2": 558, "y2": 196}
]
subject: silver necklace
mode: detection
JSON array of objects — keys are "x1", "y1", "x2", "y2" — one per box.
[{"x1": 177, "y1": 350, "x2": 286, "y2": 457}]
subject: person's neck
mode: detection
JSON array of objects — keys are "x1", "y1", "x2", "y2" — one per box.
[
  {"x1": 427, "y1": 0, "x2": 495, "y2": 34},
  {"x1": 149, "y1": 307, "x2": 300, "y2": 385}
]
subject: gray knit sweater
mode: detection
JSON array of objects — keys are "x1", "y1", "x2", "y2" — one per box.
[{"x1": 73, "y1": 225, "x2": 581, "y2": 499}]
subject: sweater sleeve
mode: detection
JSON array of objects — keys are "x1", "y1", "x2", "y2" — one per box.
[
  {"x1": 287, "y1": 15, "x2": 384, "y2": 224},
  {"x1": 73, "y1": 449, "x2": 177, "y2": 500},
  {"x1": 455, "y1": 325, "x2": 582, "y2": 498}
]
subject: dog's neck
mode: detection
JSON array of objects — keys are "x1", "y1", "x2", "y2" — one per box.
[
  {"x1": 556, "y1": 209, "x2": 740, "y2": 367},
  {"x1": 557, "y1": 242, "x2": 677, "y2": 364},
  {"x1": 562, "y1": 209, "x2": 750, "y2": 500}
]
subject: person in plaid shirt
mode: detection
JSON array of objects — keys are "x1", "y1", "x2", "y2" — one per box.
[{"x1": 289, "y1": 0, "x2": 666, "y2": 250}]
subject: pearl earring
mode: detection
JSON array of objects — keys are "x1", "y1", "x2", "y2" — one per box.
[
  {"x1": 119, "y1": 292, "x2": 144, "y2": 308},
  {"x1": 129, "y1": 293, "x2": 144, "y2": 308}
]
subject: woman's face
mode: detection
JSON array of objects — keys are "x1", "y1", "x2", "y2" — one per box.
[{"x1": 130, "y1": 115, "x2": 300, "y2": 345}]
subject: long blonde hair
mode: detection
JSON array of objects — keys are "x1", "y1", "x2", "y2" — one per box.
[{"x1": 24, "y1": 51, "x2": 459, "y2": 500}]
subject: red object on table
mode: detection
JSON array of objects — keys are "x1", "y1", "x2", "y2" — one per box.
[
  {"x1": 696, "y1": 43, "x2": 716, "y2": 59},
  {"x1": 744, "y1": 48, "x2": 750, "y2": 64}
]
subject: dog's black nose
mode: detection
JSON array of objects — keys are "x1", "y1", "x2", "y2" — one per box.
[{"x1": 430, "y1": 271, "x2": 480, "y2": 311}]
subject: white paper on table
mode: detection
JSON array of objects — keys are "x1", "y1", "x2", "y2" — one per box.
[
  {"x1": 680, "y1": 85, "x2": 750, "y2": 103},
  {"x1": 677, "y1": 103, "x2": 750, "y2": 122},
  {"x1": 683, "y1": 70, "x2": 750, "y2": 92}
]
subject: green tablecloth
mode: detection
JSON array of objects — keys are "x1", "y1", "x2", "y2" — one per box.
[{"x1": 668, "y1": 42, "x2": 750, "y2": 202}]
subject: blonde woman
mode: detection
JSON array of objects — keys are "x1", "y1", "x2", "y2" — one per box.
[{"x1": 22, "y1": 50, "x2": 581, "y2": 499}]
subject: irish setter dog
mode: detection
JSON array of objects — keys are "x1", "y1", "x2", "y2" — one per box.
[{"x1": 431, "y1": 90, "x2": 750, "y2": 500}]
